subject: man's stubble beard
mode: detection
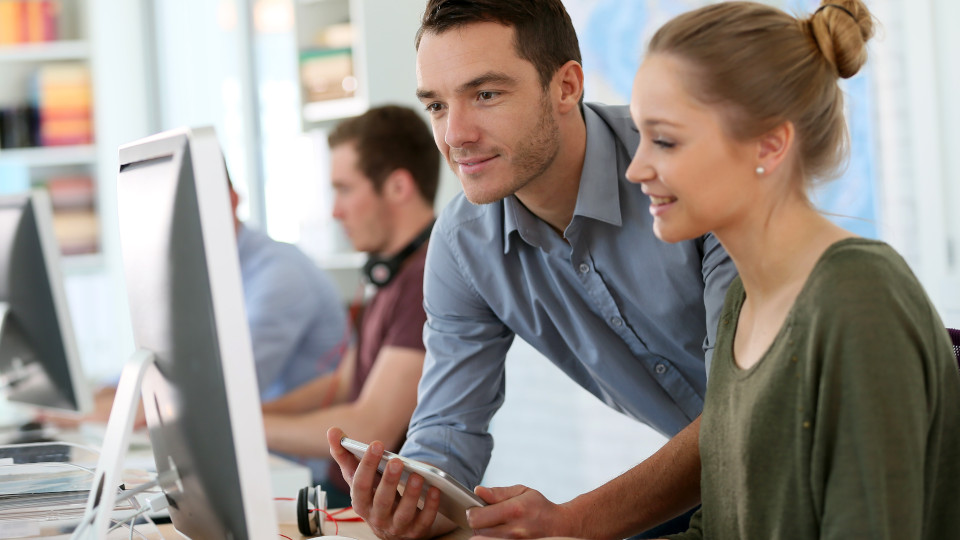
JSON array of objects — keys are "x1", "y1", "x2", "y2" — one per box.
[{"x1": 458, "y1": 94, "x2": 561, "y2": 205}]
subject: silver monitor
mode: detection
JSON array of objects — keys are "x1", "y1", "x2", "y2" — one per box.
[
  {"x1": 77, "y1": 127, "x2": 277, "y2": 538},
  {"x1": 0, "y1": 190, "x2": 91, "y2": 416}
]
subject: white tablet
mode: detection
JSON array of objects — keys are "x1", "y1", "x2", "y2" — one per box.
[{"x1": 340, "y1": 437, "x2": 485, "y2": 529}]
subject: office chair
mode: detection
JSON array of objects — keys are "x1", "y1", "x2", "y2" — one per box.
[{"x1": 948, "y1": 328, "x2": 960, "y2": 369}]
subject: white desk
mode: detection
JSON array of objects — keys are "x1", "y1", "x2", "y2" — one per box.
[
  {"x1": 0, "y1": 425, "x2": 313, "y2": 538},
  {"x1": 155, "y1": 507, "x2": 474, "y2": 540}
]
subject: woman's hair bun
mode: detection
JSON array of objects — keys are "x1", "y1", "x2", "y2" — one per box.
[{"x1": 808, "y1": 1, "x2": 875, "y2": 78}]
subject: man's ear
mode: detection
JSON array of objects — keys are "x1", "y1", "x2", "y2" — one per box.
[
  {"x1": 382, "y1": 169, "x2": 416, "y2": 202},
  {"x1": 554, "y1": 60, "x2": 584, "y2": 115},
  {"x1": 756, "y1": 120, "x2": 795, "y2": 174}
]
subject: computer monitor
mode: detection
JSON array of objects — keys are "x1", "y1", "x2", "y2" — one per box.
[
  {"x1": 0, "y1": 190, "x2": 91, "y2": 416},
  {"x1": 76, "y1": 127, "x2": 278, "y2": 539}
]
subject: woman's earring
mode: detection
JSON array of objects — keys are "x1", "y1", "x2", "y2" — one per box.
[{"x1": 755, "y1": 166, "x2": 766, "y2": 175}]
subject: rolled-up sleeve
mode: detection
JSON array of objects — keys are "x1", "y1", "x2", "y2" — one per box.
[
  {"x1": 699, "y1": 232, "x2": 736, "y2": 374},
  {"x1": 399, "y1": 223, "x2": 515, "y2": 488}
]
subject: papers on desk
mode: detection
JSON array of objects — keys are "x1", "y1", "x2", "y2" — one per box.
[
  {"x1": 0, "y1": 442, "x2": 135, "y2": 534},
  {"x1": 0, "y1": 461, "x2": 93, "y2": 495}
]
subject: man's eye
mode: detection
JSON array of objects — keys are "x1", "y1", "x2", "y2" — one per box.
[
  {"x1": 424, "y1": 103, "x2": 443, "y2": 113},
  {"x1": 478, "y1": 91, "x2": 497, "y2": 100}
]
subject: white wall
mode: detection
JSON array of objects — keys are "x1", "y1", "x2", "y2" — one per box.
[{"x1": 871, "y1": 0, "x2": 960, "y2": 327}]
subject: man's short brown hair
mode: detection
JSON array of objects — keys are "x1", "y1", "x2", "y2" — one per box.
[
  {"x1": 415, "y1": 0, "x2": 582, "y2": 90},
  {"x1": 328, "y1": 105, "x2": 440, "y2": 204}
]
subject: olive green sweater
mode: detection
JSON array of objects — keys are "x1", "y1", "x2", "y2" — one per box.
[{"x1": 668, "y1": 239, "x2": 960, "y2": 539}]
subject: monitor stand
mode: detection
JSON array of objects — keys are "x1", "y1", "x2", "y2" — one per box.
[{"x1": 72, "y1": 349, "x2": 170, "y2": 540}]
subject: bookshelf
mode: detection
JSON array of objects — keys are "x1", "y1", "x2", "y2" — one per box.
[
  {"x1": 0, "y1": 143, "x2": 95, "y2": 167},
  {"x1": 294, "y1": 0, "x2": 424, "y2": 129},
  {"x1": 0, "y1": 0, "x2": 99, "y2": 261},
  {"x1": 287, "y1": 0, "x2": 432, "y2": 292}
]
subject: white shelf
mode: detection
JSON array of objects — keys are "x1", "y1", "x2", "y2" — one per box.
[
  {"x1": 302, "y1": 96, "x2": 368, "y2": 124},
  {"x1": 0, "y1": 40, "x2": 90, "y2": 63},
  {"x1": 62, "y1": 252, "x2": 105, "y2": 274},
  {"x1": 0, "y1": 145, "x2": 96, "y2": 167}
]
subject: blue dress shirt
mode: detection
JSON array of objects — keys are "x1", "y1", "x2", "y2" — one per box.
[
  {"x1": 236, "y1": 225, "x2": 348, "y2": 401},
  {"x1": 400, "y1": 103, "x2": 738, "y2": 488}
]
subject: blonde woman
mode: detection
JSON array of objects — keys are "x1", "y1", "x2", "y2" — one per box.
[{"x1": 621, "y1": 1, "x2": 960, "y2": 538}]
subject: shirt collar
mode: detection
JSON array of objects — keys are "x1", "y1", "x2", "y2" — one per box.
[{"x1": 503, "y1": 104, "x2": 624, "y2": 253}]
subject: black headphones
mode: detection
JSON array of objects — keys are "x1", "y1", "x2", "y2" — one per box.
[
  {"x1": 297, "y1": 484, "x2": 325, "y2": 536},
  {"x1": 362, "y1": 221, "x2": 434, "y2": 288}
]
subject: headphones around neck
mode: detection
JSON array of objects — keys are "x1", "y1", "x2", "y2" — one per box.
[{"x1": 362, "y1": 221, "x2": 434, "y2": 288}]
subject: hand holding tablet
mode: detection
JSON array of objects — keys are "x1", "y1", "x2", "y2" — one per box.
[{"x1": 339, "y1": 436, "x2": 485, "y2": 529}]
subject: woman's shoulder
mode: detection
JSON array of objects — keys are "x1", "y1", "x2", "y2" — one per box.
[
  {"x1": 800, "y1": 238, "x2": 943, "y2": 338},
  {"x1": 806, "y1": 238, "x2": 919, "y2": 297}
]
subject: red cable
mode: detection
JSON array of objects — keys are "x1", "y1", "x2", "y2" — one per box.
[
  {"x1": 316, "y1": 508, "x2": 339, "y2": 535},
  {"x1": 275, "y1": 496, "x2": 364, "y2": 536}
]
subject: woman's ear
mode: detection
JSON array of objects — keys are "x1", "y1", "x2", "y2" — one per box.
[{"x1": 756, "y1": 120, "x2": 795, "y2": 174}]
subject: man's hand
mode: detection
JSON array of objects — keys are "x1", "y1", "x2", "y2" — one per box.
[
  {"x1": 327, "y1": 427, "x2": 447, "y2": 540},
  {"x1": 468, "y1": 485, "x2": 579, "y2": 539},
  {"x1": 36, "y1": 386, "x2": 147, "y2": 430}
]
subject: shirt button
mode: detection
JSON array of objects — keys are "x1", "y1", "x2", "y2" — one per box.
[
  {"x1": 611, "y1": 317, "x2": 623, "y2": 327},
  {"x1": 579, "y1": 263, "x2": 590, "y2": 274},
  {"x1": 655, "y1": 363, "x2": 667, "y2": 374}
]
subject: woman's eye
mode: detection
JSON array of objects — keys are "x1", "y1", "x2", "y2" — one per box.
[{"x1": 653, "y1": 139, "x2": 676, "y2": 149}]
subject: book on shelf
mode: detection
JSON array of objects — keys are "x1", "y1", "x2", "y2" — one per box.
[
  {"x1": 1, "y1": 62, "x2": 94, "y2": 149},
  {"x1": 0, "y1": 105, "x2": 40, "y2": 149},
  {"x1": 46, "y1": 173, "x2": 94, "y2": 208},
  {"x1": 0, "y1": 0, "x2": 59, "y2": 45},
  {"x1": 47, "y1": 174, "x2": 98, "y2": 255},
  {"x1": 32, "y1": 62, "x2": 93, "y2": 146}
]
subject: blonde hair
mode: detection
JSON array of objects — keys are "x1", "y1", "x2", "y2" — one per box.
[{"x1": 647, "y1": 1, "x2": 875, "y2": 184}]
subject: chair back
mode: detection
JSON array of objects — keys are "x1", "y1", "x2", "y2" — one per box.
[{"x1": 948, "y1": 328, "x2": 960, "y2": 370}]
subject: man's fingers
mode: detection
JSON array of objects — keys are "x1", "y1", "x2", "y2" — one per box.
[
  {"x1": 392, "y1": 471, "x2": 424, "y2": 526},
  {"x1": 350, "y1": 439, "x2": 386, "y2": 517},
  {"x1": 326, "y1": 427, "x2": 360, "y2": 485},
  {"x1": 368, "y1": 454, "x2": 402, "y2": 526},
  {"x1": 474, "y1": 484, "x2": 528, "y2": 504},
  {"x1": 410, "y1": 487, "x2": 441, "y2": 537},
  {"x1": 466, "y1": 495, "x2": 524, "y2": 531}
]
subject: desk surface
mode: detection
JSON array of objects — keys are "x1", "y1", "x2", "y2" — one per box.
[{"x1": 154, "y1": 508, "x2": 473, "y2": 540}]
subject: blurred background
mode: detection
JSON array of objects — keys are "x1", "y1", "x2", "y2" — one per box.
[{"x1": 0, "y1": 0, "x2": 956, "y2": 504}]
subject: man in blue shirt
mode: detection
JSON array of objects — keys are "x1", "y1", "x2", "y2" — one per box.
[
  {"x1": 41, "y1": 182, "x2": 348, "y2": 478},
  {"x1": 229, "y1": 182, "x2": 348, "y2": 402},
  {"x1": 328, "y1": 1, "x2": 736, "y2": 538}
]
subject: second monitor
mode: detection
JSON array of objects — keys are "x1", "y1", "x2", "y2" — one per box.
[{"x1": 0, "y1": 190, "x2": 91, "y2": 419}]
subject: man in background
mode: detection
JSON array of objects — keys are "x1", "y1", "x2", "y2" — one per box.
[
  {"x1": 260, "y1": 104, "x2": 439, "y2": 507},
  {"x1": 229, "y1": 179, "x2": 348, "y2": 402},
  {"x1": 40, "y1": 175, "x2": 349, "y2": 425}
]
